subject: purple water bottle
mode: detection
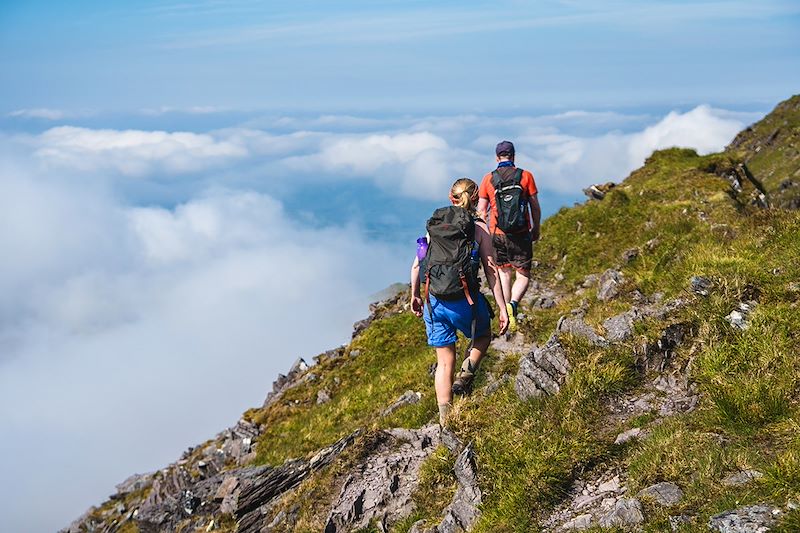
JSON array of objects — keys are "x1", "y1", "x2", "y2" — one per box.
[{"x1": 416, "y1": 236, "x2": 428, "y2": 261}]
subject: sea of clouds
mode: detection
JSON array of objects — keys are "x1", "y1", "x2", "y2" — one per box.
[{"x1": 0, "y1": 104, "x2": 760, "y2": 532}]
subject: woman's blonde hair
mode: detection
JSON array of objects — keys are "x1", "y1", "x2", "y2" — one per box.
[{"x1": 449, "y1": 178, "x2": 479, "y2": 212}]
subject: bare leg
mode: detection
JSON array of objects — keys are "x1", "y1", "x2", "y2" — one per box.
[
  {"x1": 499, "y1": 266, "x2": 513, "y2": 303},
  {"x1": 510, "y1": 269, "x2": 531, "y2": 303},
  {"x1": 466, "y1": 334, "x2": 491, "y2": 369},
  {"x1": 434, "y1": 345, "x2": 456, "y2": 406}
]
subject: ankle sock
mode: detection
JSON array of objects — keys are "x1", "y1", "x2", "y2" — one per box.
[
  {"x1": 510, "y1": 300, "x2": 519, "y2": 315},
  {"x1": 438, "y1": 402, "x2": 452, "y2": 426}
]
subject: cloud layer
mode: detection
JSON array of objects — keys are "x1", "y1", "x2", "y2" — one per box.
[
  {"x1": 18, "y1": 105, "x2": 756, "y2": 201},
  {"x1": 0, "y1": 163, "x2": 405, "y2": 532}
]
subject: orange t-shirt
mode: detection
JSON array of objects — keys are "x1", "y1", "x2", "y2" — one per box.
[{"x1": 478, "y1": 166, "x2": 538, "y2": 235}]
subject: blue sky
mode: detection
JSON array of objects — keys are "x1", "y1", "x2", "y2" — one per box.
[
  {"x1": 2, "y1": 0, "x2": 798, "y2": 112},
  {"x1": 0, "y1": 2, "x2": 798, "y2": 532}
]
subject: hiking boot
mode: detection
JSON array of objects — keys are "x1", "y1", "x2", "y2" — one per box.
[
  {"x1": 452, "y1": 372, "x2": 474, "y2": 395},
  {"x1": 506, "y1": 302, "x2": 518, "y2": 332}
]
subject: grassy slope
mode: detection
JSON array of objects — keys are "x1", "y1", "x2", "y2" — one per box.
[
  {"x1": 727, "y1": 95, "x2": 800, "y2": 208},
  {"x1": 250, "y1": 147, "x2": 799, "y2": 531}
]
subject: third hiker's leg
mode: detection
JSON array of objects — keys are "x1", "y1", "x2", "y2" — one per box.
[
  {"x1": 499, "y1": 266, "x2": 513, "y2": 303},
  {"x1": 510, "y1": 269, "x2": 531, "y2": 304}
]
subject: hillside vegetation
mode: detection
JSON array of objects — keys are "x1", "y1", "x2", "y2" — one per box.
[{"x1": 64, "y1": 96, "x2": 800, "y2": 533}]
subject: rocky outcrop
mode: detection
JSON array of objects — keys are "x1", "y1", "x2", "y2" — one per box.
[
  {"x1": 515, "y1": 335, "x2": 571, "y2": 400},
  {"x1": 351, "y1": 285, "x2": 408, "y2": 338},
  {"x1": 637, "y1": 482, "x2": 683, "y2": 507},
  {"x1": 597, "y1": 269, "x2": 624, "y2": 301},
  {"x1": 709, "y1": 504, "x2": 781, "y2": 532},
  {"x1": 324, "y1": 426, "x2": 440, "y2": 532},
  {"x1": 381, "y1": 390, "x2": 422, "y2": 417}
]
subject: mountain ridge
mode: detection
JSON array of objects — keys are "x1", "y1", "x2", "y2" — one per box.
[{"x1": 63, "y1": 95, "x2": 800, "y2": 533}]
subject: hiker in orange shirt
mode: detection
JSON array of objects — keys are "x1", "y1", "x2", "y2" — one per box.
[{"x1": 477, "y1": 141, "x2": 541, "y2": 331}]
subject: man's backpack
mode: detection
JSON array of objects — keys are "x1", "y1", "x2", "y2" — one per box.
[
  {"x1": 491, "y1": 168, "x2": 528, "y2": 233},
  {"x1": 423, "y1": 206, "x2": 480, "y2": 303}
]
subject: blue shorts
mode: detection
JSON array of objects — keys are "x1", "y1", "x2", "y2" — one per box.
[{"x1": 424, "y1": 293, "x2": 492, "y2": 347}]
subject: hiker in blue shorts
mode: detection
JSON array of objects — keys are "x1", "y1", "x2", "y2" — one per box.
[{"x1": 410, "y1": 178, "x2": 509, "y2": 426}]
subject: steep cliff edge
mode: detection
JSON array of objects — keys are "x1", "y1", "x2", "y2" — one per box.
[{"x1": 63, "y1": 96, "x2": 800, "y2": 533}]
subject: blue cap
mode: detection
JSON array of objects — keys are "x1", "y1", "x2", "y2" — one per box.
[{"x1": 496, "y1": 140, "x2": 515, "y2": 157}]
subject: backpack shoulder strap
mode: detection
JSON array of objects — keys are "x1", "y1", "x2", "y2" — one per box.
[
  {"x1": 513, "y1": 167, "x2": 523, "y2": 183},
  {"x1": 491, "y1": 170, "x2": 502, "y2": 188}
]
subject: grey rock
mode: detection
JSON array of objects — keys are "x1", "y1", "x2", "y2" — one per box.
[
  {"x1": 722, "y1": 469, "x2": 764, "y2": 486},
  {"x1": 531, "y1": 296, "x2": 556, "y2": 309},
  {"x1": 596, "y1": 476, "x2": 621, "y2": 494},
  {"x1": 115, "y1": 473, "x2": 154, "y2": 497},
  {"x1": 213, "y1": 476, "x2": 239, "y2": 502},
  {"x1": 317, "y1": 389, "x2": 332, "y2": 404},
  {"x1": 491, "y1": 332, "x2": 529, "y2": 355},
  {"x1": 582, "y1": 274, "x2": 599, "y2": 288},
  {"x1": 597, "y1": 269, "x2": 624, "y2": 301},
  {"x1": 603, "y1": 310, "x2": 639, "y2": 342},
  {"x1": 439, "y1": 427, "x2": 464, "y2": 455},
  {"x1": 515, "y1": 336, "x2": 571, "y2": 401},
  {"x1": 726, "y1": 301, "x2": 757, "y2": 330},
  {"x1": 622, "y1": 248, "x2": 639, "y2": 263},
  {"x1": 690, "y1": 276, "x2": 713, "y2": 296},
  {"x1": 561, "y1": 513, "x2": 593, "y2": 530},
  {"x1": 708, "y1": 504, "x2": 781, "y2": 532},
  {"x1": 669, "y1": 514, "x2": 693, "y2": 531},
  {"x1": 557, "y1": 316, "x2": 607, "y2": 346},
  {"x1": 598, "y1": 498, "x2": 644, "y2": 528},
  {"x1": 614, "y1": 427, "x2": 641, "y2": 445},
  {"x1": 313, "y1": 347, "x2": 345, "y2": 365},
  {"x1": 638, "y1": 482, "x2": 683, "y2": 506},
  {"x1": 381, "y1": 390, "x2": 422, "y2": 416}
]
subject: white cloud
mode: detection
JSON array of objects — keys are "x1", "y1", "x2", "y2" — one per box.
[
  {"x1": 34, "y1": 126, "x2": 249, "y2": 176},
  {"x1": 515, "y1": 105, "x2": 749, "y2": 193},
  {"x1": 12, "y1": 105, "x2": 756, "y2": 204},
  {"x1": 8, "y1": 107, "x2": 67, "y2": 120},
  {"x1": 0, "y1": 164, "x2": 405, "y2": 532}
]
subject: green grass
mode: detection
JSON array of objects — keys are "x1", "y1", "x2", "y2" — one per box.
[{"x1": 251, "y1": 312, "x2": 435, "y2": 466}]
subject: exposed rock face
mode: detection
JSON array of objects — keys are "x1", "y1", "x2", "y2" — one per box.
[
  {"x1": 614, "y1": 427, "x2": 641, "y2": 445},
  {"x1": 722, "y1": 469, "x2": 764, "y2": 487},
  {"x1": 598, "y1": 498, "x2": 644, "y2": 528},
  {"x1": 557, "y1": 315, "x2": 607, "y2": 346},
  {"x1": 324, "y1": 426, "x2": 440, "y2": 533},
  {"x1": 726, "y1": 301, "x2": 757, "y2": 330},
  {"x1": 541, "y1": 470, "x2": 631, "y2": 531},
  {"x1": 638, "y1": 482, "x2": 683, "y2": 507},
  {"x1": 708, "y1": 504, "x2": 781, "y2": 532},
  {"x1": 437, "y1": 443, "x2": 482, "y2": 533},
  {"x1": 515, "y1": 335, "x2": 571, "y2": 400},
  {"x1": 583, "y1": 182, "x2": 616, "y2": 200},
  {"x1": 690, "y1": 275, "x2": 713, "y2": 296},
  {"x1": 597, "y1": 269, "x2": 624, "y2": 301},
  {"x1": 407, "y1": 441, "x2": 483, "y2": 533},
  {"x1": 262, "y1": 357, "x2": 311, "y2": 408},
  {"x1": 352, "y1": 285, "x2": 408, "y2": 338},
  {"x1": 382, "y1": 390, "x2": 422, "y2": 416}
]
